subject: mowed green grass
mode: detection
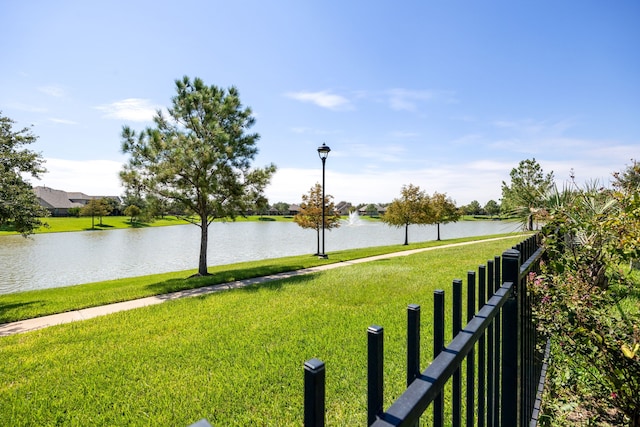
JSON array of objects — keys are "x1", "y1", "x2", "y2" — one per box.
[
  {"x1": 0, "y1": 234, "x2": 523, "y2": 324},
  {"x1": 0, "y1": 236, "x2": 525, "y2": 426},
  {"x1": 0, "y1": 215, "x2": 193, "y2": 235},
  {"x1": 0, "y1": 215, "x2": 304, "y2": 235},
  {"x1": 0, "y1": 214, "x2": 493, "y2": 235}
]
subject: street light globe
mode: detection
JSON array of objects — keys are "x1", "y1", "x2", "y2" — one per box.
[{"x1": 317, "y1": 143, "x2": 331, "y2": 160}]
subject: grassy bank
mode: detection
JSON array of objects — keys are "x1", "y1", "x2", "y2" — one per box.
[
  {"x1": 0, "y1": 215, "x2": 302, "y2": 235},
  {"x1": 0, "y1": 233, "x2": 524, "y2": 324},
  {"x1": 0, "y1": 214, "x2": 507, "y2": 236},
  {"x1": 0, "y1": 215, "x2": 193, "y2": 235},
  {"x1": 0, "y1": 235, "x2": 527, "y2": 426}
]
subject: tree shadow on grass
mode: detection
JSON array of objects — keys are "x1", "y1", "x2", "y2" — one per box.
[
  {"x1": 238, "y1": 271, "x2": 319, "y2": 293},
  {"x1": 129, "y1": 221, "x2": 152, "y2": 228},
  {"x1": 0, "y1": 224, "x2": 17, "y2": 232},
  {"x1": 0, "y1": 301, "x2": 42, "y2": 324},
  {"x1": 144, "y1": 264, "x2": 311, "y2": 296}
]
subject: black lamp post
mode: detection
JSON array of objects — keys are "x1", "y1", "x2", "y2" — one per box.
[{"x1": 317, "y1": 143, "x2": 331, "y2": 259}]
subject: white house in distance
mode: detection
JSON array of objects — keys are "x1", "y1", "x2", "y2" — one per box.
[{"x1": 33, "y1": 186, "x2": 121, "y2": 217}]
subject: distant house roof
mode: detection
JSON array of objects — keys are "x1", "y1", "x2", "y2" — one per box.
[
  {"x1": 67, "y1": 192, "x2": 93, "y2": 203},
  {"x1": 33, "y1": 187, "x2": 85, "y2": 209},
  {"x1": 33, "y1": 186, "x2": 120, "y2": 210},
  {"x1": 359, "y1": 204, "x2": 387, "y2": 214},
  {"x1": 288, "y1": 204, "x2": 302, "y2": 214},
  {"x1": 268, "y1": 206, "x2": 280, "y2": 214},
  {"x1": 335, "y1": 201, "x2": 353, "y2": 215}
]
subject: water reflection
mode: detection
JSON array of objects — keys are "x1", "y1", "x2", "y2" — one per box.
[{"x1": 0, "y1": 220, "x2": 520, "y2": 294}]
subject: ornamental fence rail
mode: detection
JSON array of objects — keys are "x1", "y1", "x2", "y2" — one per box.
[{"x1": 304, "y1": 233, "x2": 549, "y2": 427}]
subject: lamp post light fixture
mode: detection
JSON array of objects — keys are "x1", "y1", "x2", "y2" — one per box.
[{"x1": 317, "y1": 143, "x2": 331, "y2": 259}]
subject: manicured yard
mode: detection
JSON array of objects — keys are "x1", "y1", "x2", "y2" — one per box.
[
  {"x1": 0, "y1": 214, "x2": 498, "y2": 235},
  {"x1": 0, "y1": 236, "x2": 526, "y2": 426},
  {"x1": 0, "y1": 215, "x2": 193, "y2": 235},
  {"x1": 0, "y1": 233, "x2": 522, "y2": 324}
]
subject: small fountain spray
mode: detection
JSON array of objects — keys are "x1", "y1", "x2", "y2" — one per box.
[{"x1": 342, "y1": 210, "x2": 363, "y2": 226}]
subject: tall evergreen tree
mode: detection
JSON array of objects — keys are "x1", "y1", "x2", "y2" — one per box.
[
  {"x1": 501, "y1": 158, "x2": 554, "y2": 230},
  {"x1": 121, "y1": 77, "x2": 276, "y2": 276}
]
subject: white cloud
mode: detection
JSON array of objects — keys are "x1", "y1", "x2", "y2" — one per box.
[
  {"x1": 491, "y1": 118, "x2": 577, "y2": 139},
  {"x1": 264, "y1": 164, "x2": 507, "y2": 206},
  {"x1": 264, "y1": 153, "x2": 634, "y2": 207},
  {"x1": 285, "y1": 91, "x2": 352, "y2": 110},
  {"x1": 9, "y1": 103, "x2": 47, "y2": 113},
  {"x1": 289, "y1": 126, "x2": 343, "y2": 135},
  {"x1": 49, "y1": 118, "x2": 78, "y2": 125},
  {"x1": 388, "y1": 130, "x2": 420, "y2": 138},
  {"x1": 38, "y1": 85, "x2": 65, "y2": 97},
  {"x1": 30, "y1": 158, "x2": 125, "y2": 196},
  {"x1": 333, "y1": 143, "x2": 406, "y2": 163},
  {"x1": 386, "y1": 89, "x2": 456, "y2": 112},
  {"x1": 95, "y1": 98, "x2": 159, "y2": 122}
]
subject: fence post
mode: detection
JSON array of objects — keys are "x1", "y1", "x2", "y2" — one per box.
[
  {"x1": 501, "y1": 249, "x2": 521, "y2": 426},
  {"x1": 407, "y1": 304, "x2": 421, "y2": 427},
  {"x1": 304, "y1": 358, "x2": 326, "y2": 427},
  {"x1": 407, "y1": 304, "x2": 421, "y2": 386},
  {"x1": 452, "y1": 279, "x2": 462, "y2": 427},
  {"x1": 466, "y1": 271, "x2": 476, "y2": 427},
  {"x1": 477, "y1": 265, "x2": 486, "y2": 427},
  {"x1": 368, "y1": 325, "x2": 384, "y2": 426},
  {"x1": 486, "y1": 260, "x2": 495, "y2": 427},
  {"x1": 493, "y1": 255, "x2": 501, "y2": 424},
  {"x1": 433, "y1": 290, "x2": 445, "y2": 427}
]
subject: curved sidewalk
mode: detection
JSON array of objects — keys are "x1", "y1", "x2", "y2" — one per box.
[{"x1": 0, "y1": 237, "x2": 515, "y2": 337}]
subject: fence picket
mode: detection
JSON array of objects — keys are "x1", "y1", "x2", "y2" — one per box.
[{"x1": 302, "y1": 234, "x2": 549, "y2": 427}]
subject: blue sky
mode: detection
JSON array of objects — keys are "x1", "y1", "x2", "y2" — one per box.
[{"x1": 2, "y1": 1, "x2": 639, "y2": 205}]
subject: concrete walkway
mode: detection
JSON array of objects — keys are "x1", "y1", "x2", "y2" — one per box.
[{"x1": 0, "y1": 236, "x2": 516, "y2": 337}]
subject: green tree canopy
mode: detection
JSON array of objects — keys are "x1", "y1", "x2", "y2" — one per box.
[
  {"x1": 613, "y1": 159, "x2": 640, "y2": 193},
  {"x1": 484, "y1": 199, "x2": 500, "y2": 217},
  {"x1": 381, "y1": 184, "x2": 430, "y2": 245},
  {"x1": 124, "y1": 205, "x2": 141, "y2": 224},
  {"x1": 365, "y1": 204, "x2": 379, "y2": 217},
  {"x1": 272, "y1": 202, "x2": 289, "y2": 215},
  {"x1": 120, "y1": 76, "x2": 276, "y2": 276},
  {"x1": 501, "y1": 158, "x2": 554, "y2": 230},
  {"x1": 293, "y1": 183, "x2": 341, "y2": 255},
  {"x1": 464, "y1": 200, "x2": 482, "y2": 215},
  {"x1": 0, "y1": 112, "x2": 48, "y2": 236},
  {"x1": 429, "y1": 191, "x2": 460, "y2": 241},
  {"x1": 81, "y1": 198, "x2": 111, "y2": 228}
]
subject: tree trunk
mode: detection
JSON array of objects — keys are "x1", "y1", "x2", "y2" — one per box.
[
  {"x1": 198, "y1": 217, "x2": 209, "y2": 276},
  {"x1": 437, "y1": 223, "x2": 441, "y2": 241},
  {"x1": 404, "y1": 224, "x2": 409, "y2": 245}
]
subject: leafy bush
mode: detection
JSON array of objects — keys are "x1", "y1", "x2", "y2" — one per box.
[{"x1": 533, "y1": 168, "x2": 640, "y2": 426}]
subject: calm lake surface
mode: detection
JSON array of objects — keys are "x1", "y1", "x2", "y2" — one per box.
[{"x1": 0, "y1": 220, "x2": 520, "y2": 294}]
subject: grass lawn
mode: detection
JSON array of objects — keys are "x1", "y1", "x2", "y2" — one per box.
[
  {"x1": 0, "y1": 235, "x2": 527, "y2": 426},
  {"x1": 0, "y1": 233, "x2": 524, "y2": 324},
  {"x1": 0, "y1": 213, "x2": 497, "y2": 236},
  {"x1": 0, "y1": 215, "x2": 193, "y2": 235}
]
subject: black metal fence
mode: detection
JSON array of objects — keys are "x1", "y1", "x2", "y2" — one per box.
[{"x1": 304, "y1": 234, "x2": 548, "y2": 426}]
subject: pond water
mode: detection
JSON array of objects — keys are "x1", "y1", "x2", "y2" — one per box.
[{"x1": 0, "y1": 220, "x2": 520, "y2": 294}]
